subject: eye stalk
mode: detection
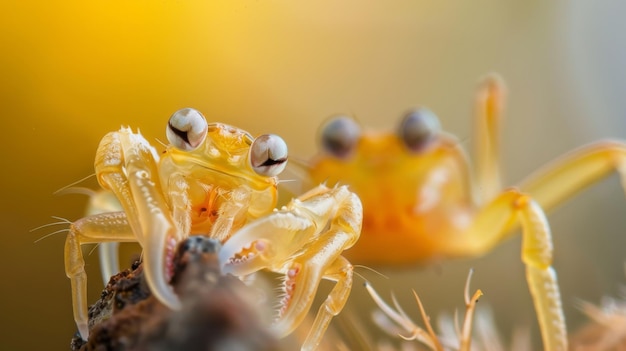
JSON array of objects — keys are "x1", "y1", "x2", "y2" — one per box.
[
  {"x1": 166, "y1": 108, "x2": 209, "y2": 151},
  {"x1": 398, "y1": 108, "x2": 441, "y2": 152},
  {"x1": 250, "y1": 134, "x2": 288, "y2": 177},
  {"x1": 319, "y1": 115, "x2": 361, "y2": 159}
]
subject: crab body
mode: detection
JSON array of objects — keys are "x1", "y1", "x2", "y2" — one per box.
[
  {"x1": 311, "y1": 131, "x2": 475, "y2": 264},
  {"x1": 157, "y1": 123, "x2": 279, "y2": 237},
  {"x1": 64, "y1": 108, "x2": 361, "y2": 351}
]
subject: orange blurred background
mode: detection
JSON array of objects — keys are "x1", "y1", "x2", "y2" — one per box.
[{"x1": 2, "y1": 1, "x2": 626, "y2": 349}]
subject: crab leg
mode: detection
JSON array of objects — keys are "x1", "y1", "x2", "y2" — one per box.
[
  {"x1": 220, "y1": 185, "x2": 362, "y2": 350},
  {"x1": 472, "y1": 78, "x2": 626, "y2": 226},
  {"x1": 79, "y1": 189, "x2": 124, "y2": 284},
  {"x1": 473, "y1": 73, "x2": 506, "y2": 202},
  {"x1": 518, "y1": 140, "x2": 626, "y2": 211},
  {"x1": 98, "y1": 241, "x2": 120, "y2": 283},
  {"x1": 299, "y1": 255, "x2": 354, "y2": 351},
  {"x1": 65, "y1": 212, "x2": 136, "y2": 339},
  {"x1": 268, "y1": 232, "x2": 356, "y2": 337},
  {"x1": 440, "y1": 189, "x2": 567, "y2": 351}
]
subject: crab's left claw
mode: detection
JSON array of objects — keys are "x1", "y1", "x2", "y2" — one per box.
[{"x1": 219, "y1": 211, "x2": 316, "y2": 275}]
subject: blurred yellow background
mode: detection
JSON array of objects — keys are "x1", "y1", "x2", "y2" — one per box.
[{"x1": 2, "y1": 0, "x2": 626, "y2": 349}]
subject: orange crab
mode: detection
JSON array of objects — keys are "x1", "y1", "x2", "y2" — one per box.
[{"x1": 305, "y1": 74, "x2": 626, "y2": 351}]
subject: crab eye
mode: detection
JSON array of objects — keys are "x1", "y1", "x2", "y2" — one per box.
[
  {"x1": 398, "y1": 108, "x2": 441, "y2": 152},
  {"x1": 319, "y1": 116, "x2": 361, "y2": 159},
  {"x1": 250, "y1": 134, "x2": 288, "y2": 177},
  {"x1": 166, "y1": 108, "x2": 208, "y2": 151}
]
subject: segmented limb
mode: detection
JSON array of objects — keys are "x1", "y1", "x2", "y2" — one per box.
[
  {"x1": 81, "y1": 189, "x2": 124, "y2": 284},
  {"x1": 469, "y1": 77, "x2": 626, "y2": 351},
  {"x1": 281, "y1": 254, "x2": 354, "y2": 351},
  {"x1": 440, "y1": 189, "x2": 567, "y2": 351},
  {"x1": 98, "y1": 242, "x2": 120, "y2": 283},
  {"x1": 219, "y1": 185, "x2": 362, "y2": 351},
  {"x1": 275, "y1": 186, "x2": 361, "y2": 351},
  {"x1": 518, "y1": 140, "x2": 626, "y2": 211},
  {"x1": 473, "y1": 73, "x2": 506, "y2": 202},
  {"x1": 517, "y1": 195, "x2": 567, "y2": 351},
  {"x1": 64, "y1": 212, "x2": 136, "y2": 339}
]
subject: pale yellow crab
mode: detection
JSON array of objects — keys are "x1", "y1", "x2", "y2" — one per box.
[
  {"x1": 306, "y1": 74, "x2": 626, "y2": 351},
  {"x1": 64, "y1": 108, "x2": 362, "y2": 351}
]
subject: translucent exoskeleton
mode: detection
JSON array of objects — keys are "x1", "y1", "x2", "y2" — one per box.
[
  {"x1": 64, "y1": 108, "x2": 362, "y2": 351},
  {"x1": 306, "y1": 74, "x2": 626, "y2": 351}
]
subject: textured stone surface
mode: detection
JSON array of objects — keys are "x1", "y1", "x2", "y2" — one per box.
[{"x1": 70, "y1": 236, "x2": 281, "y2": 351}]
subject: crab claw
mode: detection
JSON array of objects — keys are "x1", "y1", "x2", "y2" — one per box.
[
  {"x1": 219, "y1": 212, "x2": 315, "y2": 275},
  {"x1": 220, "y1": 222, "x2": 320, "y2": 338},
  {"x1": 270, "y1": 261, "x2": 321, "y2": 338},
  {"x1": 142, "y1": 216, "x2": 182, "y2": 311},
  {"x1": 218, "y1": 210, "x2": 330, "y2": 340}
]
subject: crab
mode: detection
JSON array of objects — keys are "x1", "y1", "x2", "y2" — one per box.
[
  {"x1": 305, "y1": 74, "x2": 626, "y2": 351},
  {"x1": 64, "y1": 108, "x2": 362, "y2": 351}
]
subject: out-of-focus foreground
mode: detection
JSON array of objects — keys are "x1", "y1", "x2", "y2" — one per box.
[{"x1": 2, "y1": 1, "x2": 626, "y2": 350}]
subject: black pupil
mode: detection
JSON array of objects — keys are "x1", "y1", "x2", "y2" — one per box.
[
  {"x1": 259, "y1": 156, "x2": 286, "y2": 167},
  {"x1": 169, "y1": 122, "x2": 190, "y2": 145}
]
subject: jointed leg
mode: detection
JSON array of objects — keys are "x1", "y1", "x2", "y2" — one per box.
[
  {"x1": 98, "y1": 242, "x2": 120, "y2": 284},
  {"x1": 473, "y1": 73, "x2": 506, "y2": 202},
  {"x1": 219, "y1": 185, "x2": 362, "y2": 350},
  {"x1": 440, "y1": 189, "x2": 567, "y2": 351},
  {"x1": 518, "y1": 140, "x2": 626, "y2": 211},
  {"x1": 301, "y1": 256, "x2": 353, "y2": 351},
  {"x1": 272, "y1": 186, "x2": 362, "y2": 350},
  {"x1": 65, "y1": 212, "x2": 136, "y2": 339},
  {"x1": 266, "y1": 235, "x2": 356, "y2": 351},
  {"x1": 80, "y1": 189, "x2": 124, "y2": 284},
  {"x1": 516, "y1": 195, "x2": 566, "y2": 351}
]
